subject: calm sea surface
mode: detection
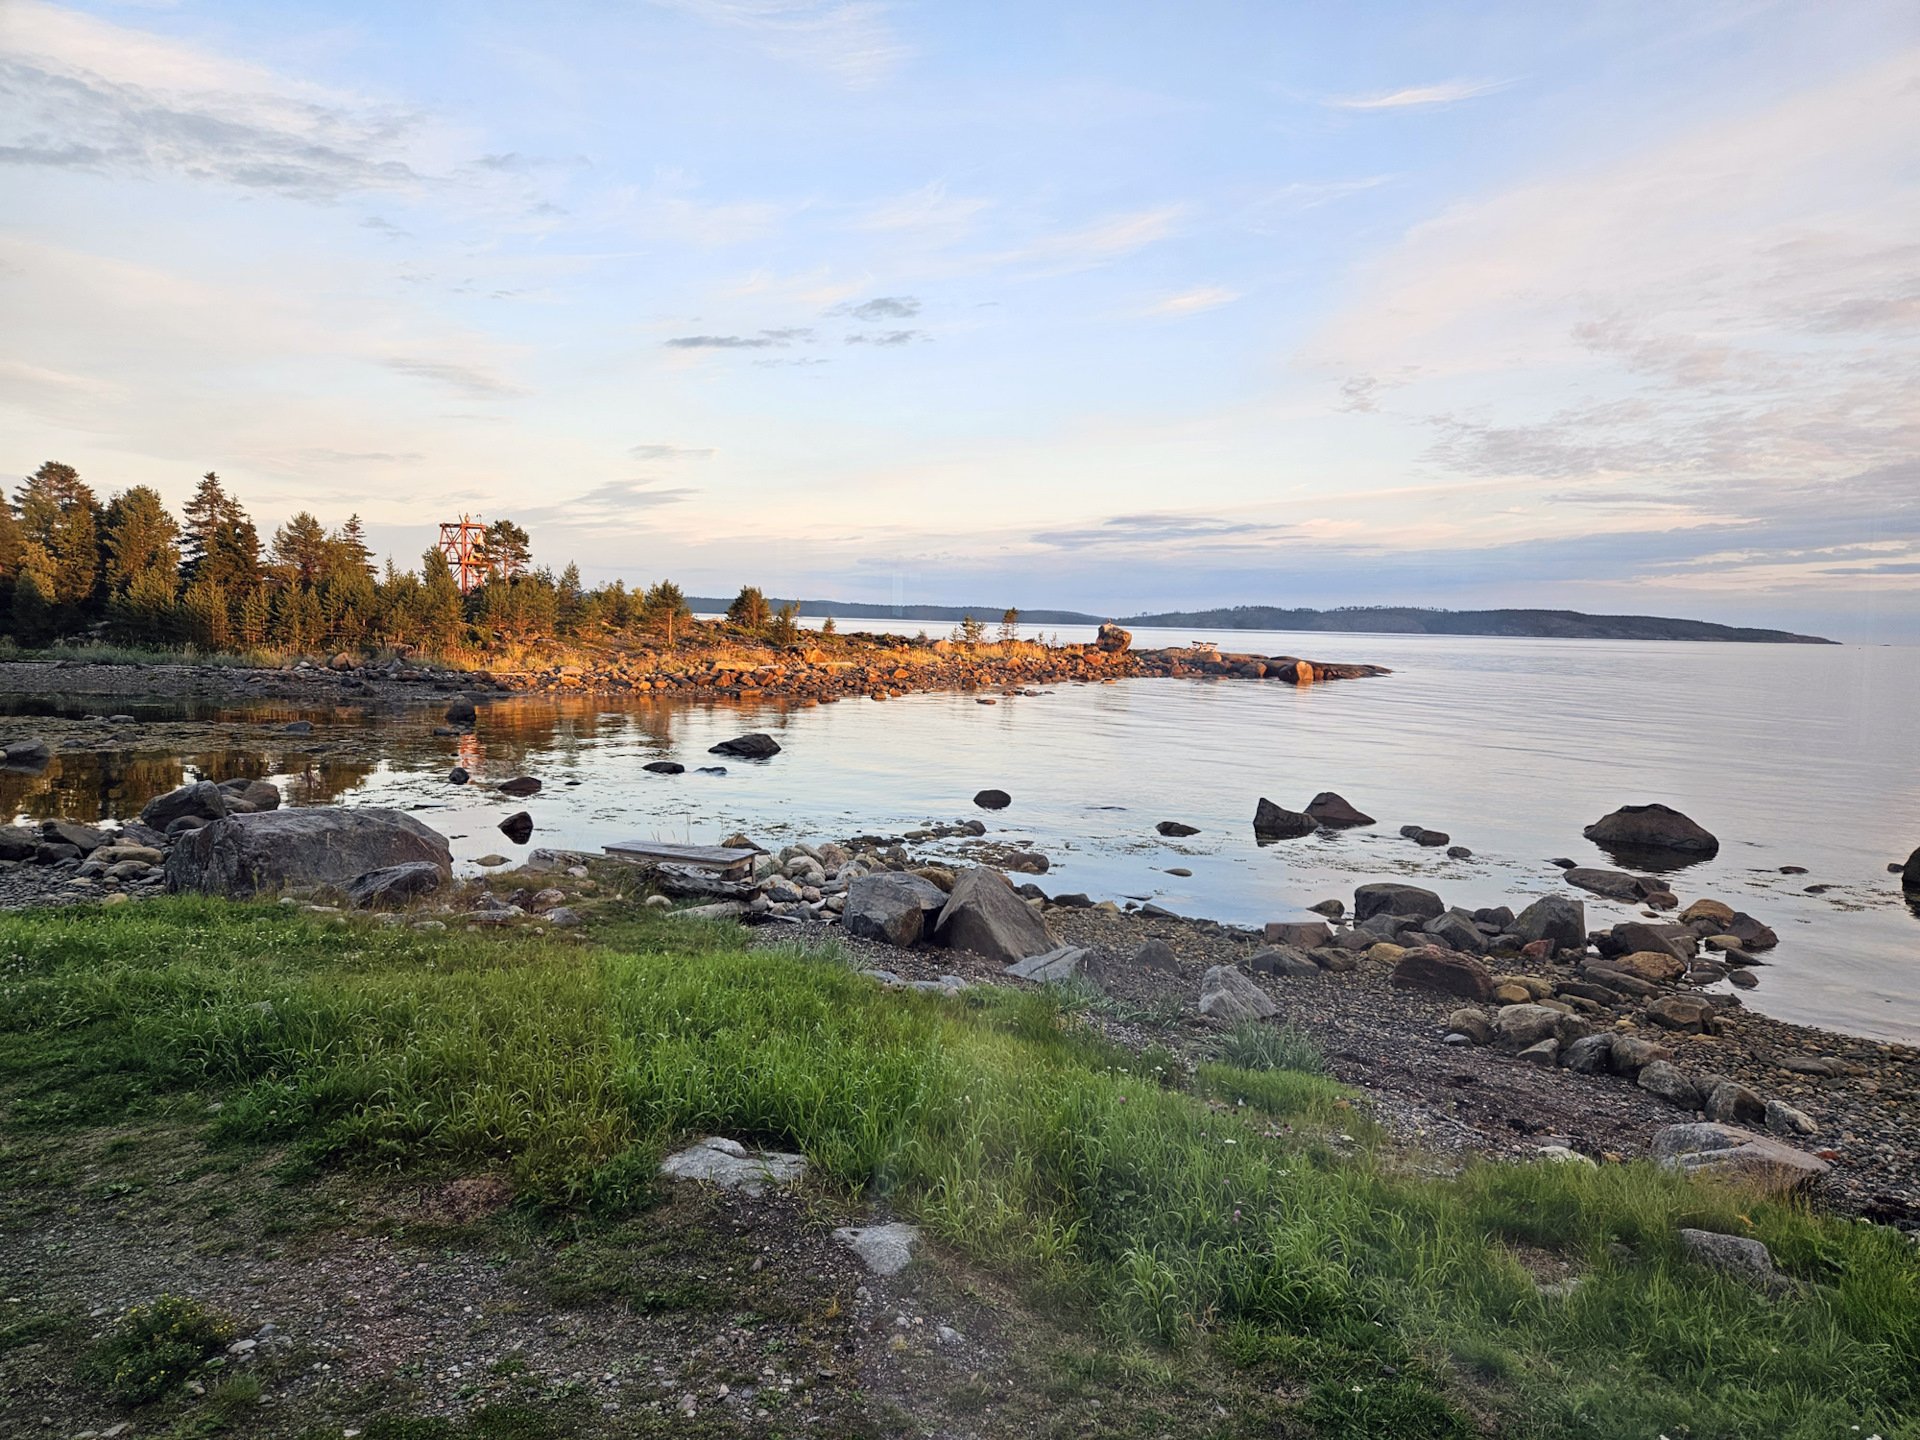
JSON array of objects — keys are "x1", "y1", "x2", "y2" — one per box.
[{"x1": 6, "y1": 629, "x2": 1917, "y2": 1042}]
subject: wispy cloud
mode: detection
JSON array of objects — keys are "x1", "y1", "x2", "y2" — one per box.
[
  {"x1": 829, "y1": 295, "x2": 920, "y2": 320},
  {"x1": 665, "y1": 327, "x2": 814, "y2": 349},
  {"x1": 854, "y1": 180, "x2": 992, "y2": 234},
  {"x1": 653, "y1": 0, "x2": 911, "y2": 87},
  {"x1": 519, "y1": 478, "x2": 699, "y2": 526},
  {"x1": 1327, "y1": 79, "x2": 1507, "y2": 111},
  {"x1": 843, "y1": 329, "x2": 921, "y2": 345},
  {"x1": 384, "y1": 357, "x2": 528, "y2": 397},
  {"x1": 1142, "y1": 286, "x2": 1240, "y2": 317},
  {"x1": 629, "y1": 443, "x2": 717, "y2": 460},
  {"x1": 978, "y1": 205, "x2": 1186, "y2": 276},
  {"x1": 0, "y1": 0, "x2": 425, "y2": 201}
]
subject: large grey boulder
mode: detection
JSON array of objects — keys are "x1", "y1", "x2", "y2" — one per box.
[
  {"x1": 659, "y1": 1136, "x2": 805, "y2": 1195},
  {"x1": 1197, "y1": 965, "x2": 1279, "y2": 1022},
  {"x1": 832, "y1": 1222, "x2": 921, "y2": 1275},
  {"x1": 1492, "y1": 1003, "x2": 1569, "y2": 1051},
  {"x1": 346, "y1": 861, "x2": 447, "y2": 909},
  {"x1": 932, "y1": 866, "x2": 1056, "y2": 963},
  {"x1": 219, "y1": 777, "x2": 282, "y2": 812},
  {"x1": 1585, "y1": 802, "x2": 1718, "y2": 857},
  {"x1": 166, "y1": 807, "x2": 452, "y2": 898},
  {"x1": 844, "y1": 872, "x2": 948, "y2": 947},
  {"x1": 1390, "y1": 946, "x2": 1494, "y2": 1001},
  {"x1": 1650, "y1": 1122, "x2": 1830, "y2": 1195},
  {"x1": 1353, "y1": 882, "x2": 1444, "y2": 923},
  {"x1": 1425, "y1": 909, "x2": 1487, "y2": 955},
  {"x1": 1677, "y1": 1228, "x2": 1784, "y2": 1290},
  {"x1": 1509, "y1": 895, "x2": 1585, "y2": 951},
  {"x1": 1904, "y1": 846, "x2": 1920, "y2": 893},
  {"x1": 140, "y1": 780, "x2": 232, "y2": 830},
  {"x1": 41, "y1": 819, "x2": 109, "y2": 854}
]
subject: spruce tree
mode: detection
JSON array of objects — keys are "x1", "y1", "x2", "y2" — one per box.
[
  {"x1": 15, "y1": 461, "x2": 103, "y2": 624},
  {"x1": 269, "y1": 512, "x2": 330, "y2": 586}
]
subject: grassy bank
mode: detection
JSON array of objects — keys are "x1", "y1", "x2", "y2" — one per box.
[{"x1": 2, "y1": 899, "x2": 1916, "y2": 1438}]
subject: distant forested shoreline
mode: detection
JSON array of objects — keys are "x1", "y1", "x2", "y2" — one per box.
[{"x1": 718, "y1": 598, "x2": 1836, "y2": 645}]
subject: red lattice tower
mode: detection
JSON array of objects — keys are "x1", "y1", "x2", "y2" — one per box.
[{"x1": 437, "y1": 514, "x2": 492, "y2": 595}]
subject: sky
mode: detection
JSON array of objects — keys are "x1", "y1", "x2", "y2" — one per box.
[{"x1": 2, "y1": 1, "x2": 1917, "y2": 641}]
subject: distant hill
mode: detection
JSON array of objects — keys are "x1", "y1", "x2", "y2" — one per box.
[
  {"x1": 687, "y1": 598, "x2": 1836, "y2": 644},
  {"x1": 1116, "y1": 606, "x2": 1837, "y2": 644}
]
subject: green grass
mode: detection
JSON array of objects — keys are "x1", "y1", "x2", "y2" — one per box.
[
  {"x1": 0, "y1": 639, "x2": 280, "y2": 667},
  {"x1": 1, "y1": 899, "x2": 1916, "y2": 1439}
]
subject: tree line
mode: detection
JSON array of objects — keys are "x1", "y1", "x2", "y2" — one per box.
[{"x1": 0, "y1": 461, "x2": 708, "y2": 655}]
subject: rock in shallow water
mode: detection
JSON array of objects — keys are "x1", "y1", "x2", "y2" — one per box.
[{"x1": 1584, "y1": 801, "x2": 1719, "y2": 857}]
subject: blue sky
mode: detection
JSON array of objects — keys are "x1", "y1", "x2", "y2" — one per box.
[{"x1": 2, "y1": 1, "x2": 1917, "y2": 638}]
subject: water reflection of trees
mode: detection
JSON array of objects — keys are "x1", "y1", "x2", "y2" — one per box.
[
  {"x1": 2, "y1": 752, "x2": 185, "y2": 823},
  {"x1": 0, "y1": 694, "x2": 802, "y2": 824}
]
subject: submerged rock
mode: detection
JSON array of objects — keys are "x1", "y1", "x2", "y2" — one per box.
[
  {"x1": 1252, "y1": 797, "x2": 1316, "y2": 839},
  {"x1": 498, "y1": 811, "x2": 535, "y2": 845},
  {"x1": 972, "y1": 788, "x2": 1012, "y2": 810},
  {"x1": 710, "y1": 733, "x2": 781, "y2": 759},
  {"x1": 1584, "y1": 802, "x2": 1719, "y2": 857},
  {"x1": 1304, "y1": 791, "x2": 1374, "y2": 828}
]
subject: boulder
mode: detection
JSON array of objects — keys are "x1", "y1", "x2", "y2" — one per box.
[
  {"x1": 844, "y1": 872, "x2": 948, "y2": 947},
  {"x1": 40, "y1": 820, "x2": 109, "y2": 854},
  {"x1": 1354, "y1": 883, "x2": 1445, "y2": 924},
  {"x1": 1155, "y1": 820, "x2": 1200, "y2": 837},
  {"x1": 1606, "y1": 1034, "x2": 1672, "y2": 1076},
  {"x1": 1304, "y1": 792, "x2": 1374, "y2": 828},
  {"x1": 1197, "y1": 965, "x2": 1279, "y2": 1023},
  {"x1": 222, "y1": 778, "x2": 282, "y2": 812},
  {"x1": 1129, "y1": 939, "x2": 1181, "y2": 972},
  {"x1": 659, "y1": 1136, "x2": 806, "y2": 1195},
  {"x1": 444, "y1": 696, "x2": 477, "y2": 724},
  {"x1": 1492, "y1": 1003, "x2": 1566, "y2": 1051},
  {"x1": 1650, "y1": 1122, "x2": 1830, "y2": 1194},
  {"x1": 1584, "y1": 802, "x2": 1718, "y2": 857},
  {"x1": 643, "y1": 761, "x2": 685, "y2": 775},
  {"x1": 1598, "y1": 922, "x2": 1690, "y2": 961},
  {"x1": 1247, "y1": 947, "x2": 1321, "y2": 978},
  {"x1": 1637, "y1": 1060, "x2": 1702, "y2": 1108},
  {"x1": 1265, "y1": 919, "x2": 1331, "y2": 948},
  {"x1": 346, "y1": 861, "x2": 447, "y2": 909},
  {"x1": 1094, "y1": 622, "x2": 1132, "y2": 653},
  {"x1": 1764, "y1": 1099, "x2": 1818, "y2": 1137},
  {"x1": 932, "y1": 866, "x2": 1056, "y2": 963},
  {"x1": 3, "y1": 739, "x2": 52, "y2": 767},
  {"x1": 1562, "y1": 867, "x2": 1651, "y2": 902},
  {"x1": 1252, "y1": 798, "x2": 1315, "y2": 839},
  {"x1": 1413, "y1": 829, "x2": 1450, "y2": 847},
  {"x1": 1646, "y1": 994, "x2": 1716, "y2": 1031},
  {"x1": 449, "y1": 767, "x2": 470, "y2": 785},
  {"x1": 709, "y1": 733, "x2": 781, "y2": 759},
  {"x1": 1704, "y1": 1079, "x2": 1767, "y2": 1126},
  {"x1": 1007, "y1": 946, "x2": 1088, "y2": 982},
  {"x1": 1904, "y1": 846, "x2": 1920, "y2": 893},
  {"x1": 1562, "y1": 1033, "x2": 1616, "y2": 1074},
  {"x1": 498, "y1": 776, "x2": 543, "y2": 798},
  {"x1": 972, "y1": 788, "x2": 1012, "y2": 810},
  {"x1": 1723, "y1": 912, "x2": 1779, "y2": 951},
  {"x1": 1446, "y1": 1007, "x2": 1493, "y2": 1045},
  {"x1": 166, "y1": 807, "x2": 452, "y2": 898},
  {"x1": 1613, "y1": 950, "x2": 1687, "y2": 984},
  {"x1": 1677, "y1": 1228, "x2": 1782, "y2": 1287},
  {"x1": 1679, "y1": 898, "x2": 1735, "y2": 927},
  {"x1": 1516, "y1": 1039, "x2": 1559, "y2": 1067},
  {"x1": 1389, "y1": 946, "x2": 1494, "y2": 1001},
  {"x1": 1424, "y1": 910, "x2": 1487, "y2": 955},
  {"x1": 140, "y1": 780, "x2": 232, "y2": 830},
  {"x1": 499, "y1": 811, "x2": 534, "y2": 844},
  {"x1": 0, "y1": 828, "x2": 37, "y2": 862},
  {"x1": 1509, "y1": 895, "x2": 1586, "y2": 951}
]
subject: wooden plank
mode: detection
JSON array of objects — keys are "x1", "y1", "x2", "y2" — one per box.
[{"x1": 603, "y1": 840, "x2": 756, "y2": 873}]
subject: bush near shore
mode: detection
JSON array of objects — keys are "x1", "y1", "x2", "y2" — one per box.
[{"x1": 2, "y1": 898, "x2": 1915, "y2": 1438}]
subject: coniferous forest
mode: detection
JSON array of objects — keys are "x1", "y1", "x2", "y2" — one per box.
[{"x1": 0, "y1": 462, "x2": 695, "y2": 657}]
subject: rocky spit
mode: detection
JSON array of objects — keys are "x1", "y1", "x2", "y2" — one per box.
[{"x1": 0, "y1": 630, "x2": 1387, "y2": 720}]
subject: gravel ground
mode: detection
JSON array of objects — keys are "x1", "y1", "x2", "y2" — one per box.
[{"x1": 776, "y1": 895, "x2": 1920, "y2": 1228}]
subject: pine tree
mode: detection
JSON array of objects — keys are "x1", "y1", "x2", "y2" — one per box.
[
  {"x1": 999, "y1": 608, "x2": 1021, "y2": 647},
  {"x1": 642, "y1": 580, "x2": 691, "y2": 645},
  {"x1": 768, "y1": 601, "x2": 800, "y2": 646},
  {"x1": 418, "y1": 550, "x2": 465, "y2": 651},
  {"x1": 15, "y1": 461, "x2": 103, "y2": 623},
  {"x1": 556, "y1": 562, "x2": 584, "y2": 635},
  {"x1": 269, "y1": 512, "x2": 330, "y2": 586},
  {"x1": 727, "y1": 585, "x2": 770, "y2": 632},
  {"x1": 236, "y1": 585, "x2": 271, "y2": 648},
  {"x1": 481, "y1": 519, "x2": 531, "y2": 580},
  {"x1": 180, "y1": 579, "x2": 232, "y2": 651},
  {"x1": 334, "y1": 514, "x2": 375, "y2": 578},
  {"x1": 102, "y1": 486, "x2": 182, "y2": 594},
  {"x1": 181, "y1": 473, "x2": 262, "y2": 593}
]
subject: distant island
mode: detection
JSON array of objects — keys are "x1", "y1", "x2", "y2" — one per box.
[{"x1": 691, "y1": 599, "x2": 1837, "y2": 645}]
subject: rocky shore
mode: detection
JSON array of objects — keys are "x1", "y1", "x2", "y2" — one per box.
[{"x1": 0, "y1": 627, "x2": 1388, "y2": 718}]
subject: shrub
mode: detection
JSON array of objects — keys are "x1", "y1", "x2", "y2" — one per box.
[{"x1": 84, "y1": 1293, "x2": 235, "y2": 1404}]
